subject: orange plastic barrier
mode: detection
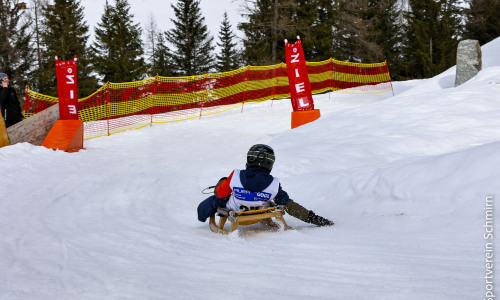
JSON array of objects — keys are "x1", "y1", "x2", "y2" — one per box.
[
  {"x1": 291, "y1": 109, "x2": 321, "y2": 129},
  {"x1": 40, "y1": 120, "x2": 84, "y2": 152},
  {"x1": 24, "y1": 59, "x2": 393, "y2": 139}
]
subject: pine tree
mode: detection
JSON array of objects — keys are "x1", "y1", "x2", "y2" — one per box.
[
  {"x1": 464, "y1": 0, "x2": 500, "y2": 45},
  {"x1": 166, "y1": 0, "x2": 215, "y2": 76},
  {"x1": 91, "y1": 0, "x2": 146, "y2": 83},
  {"x1": 215, "y1": 12, "x2": 240, "y2": 72},
  {"x1": 364, "y1": 0, "x2": 404, "y2": 77},
  {"x1": 152, "y1": 32, "x2": 173, "y2": 76},
  {"x1": 239, "y1": 0, "x2": 356, "y2": 64},
  {"x1": 36, "y1": 0, "x2": 98, "y2": 97},
  {"x1": 291, "y1": 0, "x2": 329, "y2": 61},
  {"x1": 329, "y1": 0, "x2": 353, "y2": 61},
  {"x1": 404, "y1": 0, "x2": 462, "y2": 78},
  {"x1": 29, "y1": 0, "x2": 46, "y2": 73},
  {"x1": 301, "y1": 0, "x2": 336, "y2": 61},
  {"x1": 144, "y1": 16, "x2": 173, "y2": 77},
  {"x1": 239, "y1": 0, "x2": 297, "y2": 65},
  {"x1": 144, "y1": 13, "x2": 159, "y2": 76},
  {"x1": 0, "y1": 0, "x2": 35, "y2": 105},
  {"x1": 331, "y1": 0, "x2": 383, "y2": 62}
]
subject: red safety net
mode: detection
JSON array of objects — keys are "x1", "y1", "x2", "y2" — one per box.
[{"x1": 23, "y1": 59, "x2": 393, "y2": 139}]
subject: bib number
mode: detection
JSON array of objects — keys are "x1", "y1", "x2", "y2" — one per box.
[{"x1": 239, "y1": 205, "x2": 262, "y2": 212}]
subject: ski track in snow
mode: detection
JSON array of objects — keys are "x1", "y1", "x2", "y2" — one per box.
[{"x1": 1, "y1": 39, "x2": 500, "y2": 299}]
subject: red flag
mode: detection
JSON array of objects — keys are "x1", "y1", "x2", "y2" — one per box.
[
  {"x1": 55, "y1": 56, "x2": 79, "y2": 120},
  {"x1": 285, "y1": 37, "x2": 314, "y2": 111}
]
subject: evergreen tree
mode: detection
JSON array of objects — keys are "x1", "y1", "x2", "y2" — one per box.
[
  {"x1": 239, "y1": 0, "x2": 346, "y2": 64},
  {"x1": 144, "y1": 16, "x2": 173, "y2": 77},
  {"x1": 36, "y1": 0, "x2": 98, "y2": 97},
  {"x1": 215, "y1": 12, "x2": 240, "y2": 72},
  {"x1": 166, "y1": 0, "x2": 215, "y2": 76},
  {"x1": 151, "y1": 32, "x2": 173, "y2": 76},
  {"x1": 293, "y1": 0, "x2": 334, "y2": 61},
  {"x1": 92, "y1": 0, "x2": 146, "y2": 83},
  {"x1": 239, "y1": 0, "x2": 296, "y2": 65},
  {"x1": 464, "y1": 0, "x2": 500, "y2": 45},
  {"x1": 29, "y1": 0, "x2": 46, "y2": 73},
  {"x1": 305, "y1": 0, "x2": 337, "y2": 61},
  {"x1": 144, "y1": 13, "x2": 159, "y2": 76},
  {"x1": 330, "y1": 0, "x2": 355, "y2": 61},
  {"x1": 364, "y1": 0, "x2": 405, "y2": 77},
  {"x1": 331, "y1": 0, "x2": 384, "y2": 62},
  {"x1": 404, "y1": 0, "x2": 462, "y2": 78},
  {"x1": 0, "y1": 0, "x2": 35, "y2": 105}
]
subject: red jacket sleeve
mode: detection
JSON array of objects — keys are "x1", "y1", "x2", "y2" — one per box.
[{"x1": 215, "y1": 171, "x2": 234, "y2": 198}]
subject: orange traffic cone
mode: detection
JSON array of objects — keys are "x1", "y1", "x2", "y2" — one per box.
[{"x1": 291, "y1": 109, "x2": 320, "y2": 129}]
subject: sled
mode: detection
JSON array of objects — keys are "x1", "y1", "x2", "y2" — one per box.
[{"x1": 209, "y1": 206, "x2": 292, "y2": 234}]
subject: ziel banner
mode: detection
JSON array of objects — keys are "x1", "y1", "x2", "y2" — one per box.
[
  {"x1": 55, "y1": 56, "x2": 79, "y2": 120},
  {"x1": 285, "y1": 36, "x2": 314, "y2": 112}
]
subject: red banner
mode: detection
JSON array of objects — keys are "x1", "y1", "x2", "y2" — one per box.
[
  {"x1": 55, "y1": 56, "x2": 79, "y2": 120},
  {"x1": 285, "y1": 37, "x2": 314, "y2": 111}
]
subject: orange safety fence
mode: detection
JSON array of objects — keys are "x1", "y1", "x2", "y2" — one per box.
[{"x1": 23, "y1": 58, "x2": 392, "y2": 140}]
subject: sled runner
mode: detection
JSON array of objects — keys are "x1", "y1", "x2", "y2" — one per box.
[{"x1": 209, "y1": 206, "x2": 292, "y2": 234}]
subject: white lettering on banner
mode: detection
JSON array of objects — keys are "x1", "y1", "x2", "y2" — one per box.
[
  {"x1": 295, "y1": 82, "x2": 305, "y2": 93},
  {"x1": 256, "y1": 192, "x2": 271, "y2": 199},
  {"x1": 70, "y1": 90, "x2": 74, "y2": 99},
  {"x1": 299, "y1": 98, "x2": 309, "y2": 107},
  {"x1": 66, "y1": 75, "x2": 75, "y2": 84},
  {"x1": 295, "y1": 69, "x2": 300, "y2": 77},
  {"x1": 68, "y1": 105, "x2": 77, "y2": 114},
  {"x1": 291, "y1": 53, "x2": 300, "y2": 63}
]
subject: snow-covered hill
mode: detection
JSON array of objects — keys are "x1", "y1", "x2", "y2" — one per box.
[{"x1": 1, "y1": 38, "x2": 499, "y2": 299}]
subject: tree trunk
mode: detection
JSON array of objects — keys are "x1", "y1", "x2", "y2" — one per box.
[{"x1": 271, "y1": 0, "x2": 279, "y2": 63}]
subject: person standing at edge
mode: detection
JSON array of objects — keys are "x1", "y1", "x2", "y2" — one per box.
[{"x1": 0, "y1": 73, "x2": 24, "y2": 127}]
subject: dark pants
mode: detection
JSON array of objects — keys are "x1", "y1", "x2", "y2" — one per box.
[{"x1": 197, "y1": 195, "x2": 229, "y2": 222}]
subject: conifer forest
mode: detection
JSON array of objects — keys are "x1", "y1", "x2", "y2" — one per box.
[{"x1": 1, "y1": 0, "x2": 499, "y2": 105}]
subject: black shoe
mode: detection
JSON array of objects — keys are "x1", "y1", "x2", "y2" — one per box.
[{"x1": 306, "y1": 211, "x2": 334, "y2": 227}]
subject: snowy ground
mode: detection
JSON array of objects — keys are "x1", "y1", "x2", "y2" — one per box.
[{"x1": 1, "y1": 38, "x2": 499, "y2": 299}]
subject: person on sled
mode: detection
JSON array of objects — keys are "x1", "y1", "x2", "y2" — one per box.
[{"x1": 197, "y1": 144, "x2": 334, "y2": 227}]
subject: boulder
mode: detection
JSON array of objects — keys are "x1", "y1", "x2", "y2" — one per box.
[{"x1": 455, "y1": 39, "x2": 482, "y2": 87}]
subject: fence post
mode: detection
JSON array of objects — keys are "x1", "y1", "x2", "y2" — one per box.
[
  {"x1": 106, "y1": 82, "x2": 110, "y2": 136},
  {"x1": 271, "y1": 62, "x2": 283, "y2": 107},
  {"x1": 151, "y1": 76, "x2": 158, "y2": 126},
  {"x1": 241, "y1": 65, "x2": 250, "y2": 113},
  {"x1": 199, "y1": 73, "x2": 209, "y2": 119},
  {"x1": 385, "y1": 60, "x2": 395, "y2": 96},
  {"x1": 23, "y1": 85, "x2": 30, "y2": 118},
  {"x1": 329, "y1": 58, "x2": 334, "y2": 100}
]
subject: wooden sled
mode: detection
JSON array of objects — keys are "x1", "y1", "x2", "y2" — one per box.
[{"x1": 209, "y1": 206, "x2": 292, "y2": 234}]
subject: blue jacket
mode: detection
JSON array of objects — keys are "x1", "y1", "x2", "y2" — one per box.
[{"x1": 197, "y1": 167, "x2": 290, "y2": 222}]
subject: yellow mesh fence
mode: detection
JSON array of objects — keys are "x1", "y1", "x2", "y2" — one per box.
[{"x1": 23, "y1": 59, "x2": 392, "y2": 139}]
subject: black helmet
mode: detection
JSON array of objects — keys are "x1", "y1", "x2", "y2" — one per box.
[{"x1": 246, "y1": 144, "x2": 275, "y2": 171}]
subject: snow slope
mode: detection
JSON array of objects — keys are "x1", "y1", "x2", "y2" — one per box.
[{"x1": 1, "y1": 38, "x2": 499, "y2": 299}]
